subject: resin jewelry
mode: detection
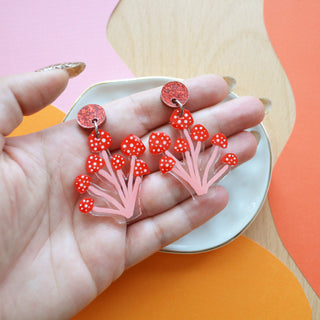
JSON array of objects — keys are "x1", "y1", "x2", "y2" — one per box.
[
  {"x1": 148, "y1": 81, "x2": 238, "y2": 196},
  {"x1": 75, "y1": 104, "x2": 149, "y2": 221}
]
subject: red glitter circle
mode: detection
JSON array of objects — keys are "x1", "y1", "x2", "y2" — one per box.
[
  {"x1": 161, "y1": 81, "x2": 189, "y2": 108},
  {"x1": 77, "y1": 104, "x2": 106, "y2": 129}
]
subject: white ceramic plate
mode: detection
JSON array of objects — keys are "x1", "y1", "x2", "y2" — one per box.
[{"x1": 65, "y1": 76, "x2": 272, "y2": 253}]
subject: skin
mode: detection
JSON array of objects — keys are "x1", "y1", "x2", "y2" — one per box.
[{"x1": 0, "y1": 71, "x2": 264, "y2": 319}]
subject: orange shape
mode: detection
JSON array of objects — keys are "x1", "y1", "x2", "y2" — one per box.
[
  {"x1": 74, "y1": 236, "x2": 310, "y2": 319},
  {"x1": 9, "y1": 105, "x2": 65, "y2": 137},
  {"x1": 265, "y1": 0, "x2": 320, "y2": 295}
]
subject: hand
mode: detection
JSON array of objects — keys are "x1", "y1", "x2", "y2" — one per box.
[{"x1": 0, "y1": 71, "x2": 264, "y2": 319}]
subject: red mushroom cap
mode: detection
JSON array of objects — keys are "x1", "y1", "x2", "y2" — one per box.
[
  {"x1": 79, "y1": 198, "x2": 94, "y2": 213},
  {"x1": 134, "y1": 159, "x2": 150, "y2": 177},
  {"x1": 222, "y1": 153, "x2": 238, "y2": 166},
  {"x1": 149, "y1": 132, "x2": 171, "y2": 154},
  {"x1": 211, "y1": 133, "x2": 228, "y2": 149},
  {"x1": 86, "y1": 154, "x2": 105, "y2": 173},
  {"x1": 159, "y1": 156, "x2": 176, "y2": 174},
  {"x1": 190, "y1": 124, "x2": 209, "y2": 141},
  {"x1": 170, "y1": 109, "x2": 194, "y2": 130},
  {"x1": 88, "y1": 129, "x2": 112, "y2": 152},
  {"x1": 121, "y1": 134, "x2": 146, "y2": 157},
  {"x1": 173, "y1": 138, "x2": 190, "y2": 153},
  {"x1": 111, "y1": 154, "x2": 126, "y2": 171},
  {"x1": 75, "y1": 174, "x2": 91, "y2": 194}
]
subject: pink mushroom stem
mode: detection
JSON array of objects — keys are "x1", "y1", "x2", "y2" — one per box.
[
  {"x1": 127, "y1": 156, "x2": 137, "y2": 195},
  {"x1": 98, "y1": 168, "x2": 127, "y2": 206},
  {"x1": 171, "y1": 167, "x2": 193, "y2": 186},
  {"x1": 100, "y1": 150, "x2": 126, "y2": 205},
  {"x1": 202, "y1": 146, "x2": 220, "y2": 185},
  {"x1": 126, "y1": 176, "x2": 142, "y2": 218},
  {"x1": 193, "y1": 140, "x2": 202, "y2": 182},
  {"x1": 183, "y1": 129, "x2": 201, "y2": 186},
  {"x1": 91, "y1": 207, "x2": 124, "y2": 216},
  {"x1": 116, "y1": 169, "x2": 128, "y2": 198},
  {"x1": 183, "y1": 129, "x2": 195, "y2": 157},
  {"x1": 96, "y1": 168, "x2": 112, "y2": 181},
  {"x1": 88, "y1": 185, "x2": 124, "y2": 210},
  {"x1": 165, "y1": 150, "x2": 192, "y2": 182},
  {"x1": 194, "y1": 141, "x2": 202, "y2": 166},
  {"x1": 184, "y1": 150, "x2": 196, "y2": 179},
  {"x1": 165, "y1": 151, "x2": 205, "y2": 193},
  {"x1": 206, "y1": 164, "x2": 230, "y2": 188}
]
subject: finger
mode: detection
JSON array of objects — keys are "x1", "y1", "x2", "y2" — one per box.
[
  {"x1": 125, "y1": 186, "x2": 228, "y2": 268},
  {"x1": 137, "y1": 131, "x2": 257, "y2": 220},
  {"x1": 195, "y1": 95, "x2": 265, "y2": 137},
  {"x1": 0, "y1": 70, "x2": 69, "y2": 137},
  {"x1": 102, "y1": 74, "x2": 229, "y2": 146}
]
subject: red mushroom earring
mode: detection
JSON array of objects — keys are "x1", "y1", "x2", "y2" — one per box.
[
  {"x1": 148, "y1": 81, "x2": 238, "y2": 196},
  {"x1": 75, "y1": 104, "x2": 149, "y2": 221}
]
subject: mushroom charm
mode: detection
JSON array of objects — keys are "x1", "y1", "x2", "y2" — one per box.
[
  {"x1": 74, "y1": 104, "x2": 150, "y2": 221},
  {"x1": 148, "y1": 81, "x2": 240, "y2": 196}
]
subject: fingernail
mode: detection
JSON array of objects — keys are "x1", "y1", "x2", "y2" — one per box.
[
  {"x1": 223, "y1": 76, "x2": 237, "y2": 92},
  {"x1": 35, "y1": 62, "x2": 86, "y2": 78},
  {"x1": 259, "y1": 98, "x2": 272, "y2": 114},
  {"x1": 250, "y1": 130, "x2": 261, "y2": 145}
]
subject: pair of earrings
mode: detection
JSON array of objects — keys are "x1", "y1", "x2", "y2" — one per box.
[{"x1": 74, "y1": 81, "x2": 238, "y2": 222}]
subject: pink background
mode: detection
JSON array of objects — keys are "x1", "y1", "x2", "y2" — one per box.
[{"x1": 0, "y1": 0, "x2": 133, "y2": 112}]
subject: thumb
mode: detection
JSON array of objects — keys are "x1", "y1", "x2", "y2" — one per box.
[{"x1": 0, "y1": 63, "x2": 85, "y2": 137}]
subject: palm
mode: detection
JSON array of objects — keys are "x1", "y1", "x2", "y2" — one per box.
[
  {"x1": 1, "y1": 126, "x2": 128, "y2": 318},
  {"x1": 0, "y1": 71, "x2": 264, "y2": 319}
]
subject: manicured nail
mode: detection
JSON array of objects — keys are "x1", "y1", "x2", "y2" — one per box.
[
  {"x1": 223, "y1": 76, "x2": 236, "y2": 92},
  {"x1": 259, "y1": 98, "x2": 272, "y2": 114},
  {"x1": 35, "y1": 62, "x2": 86, "y2": 78},
  {"x1": 250, "y1": 130, "x2": 261, "y2": 145}
]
